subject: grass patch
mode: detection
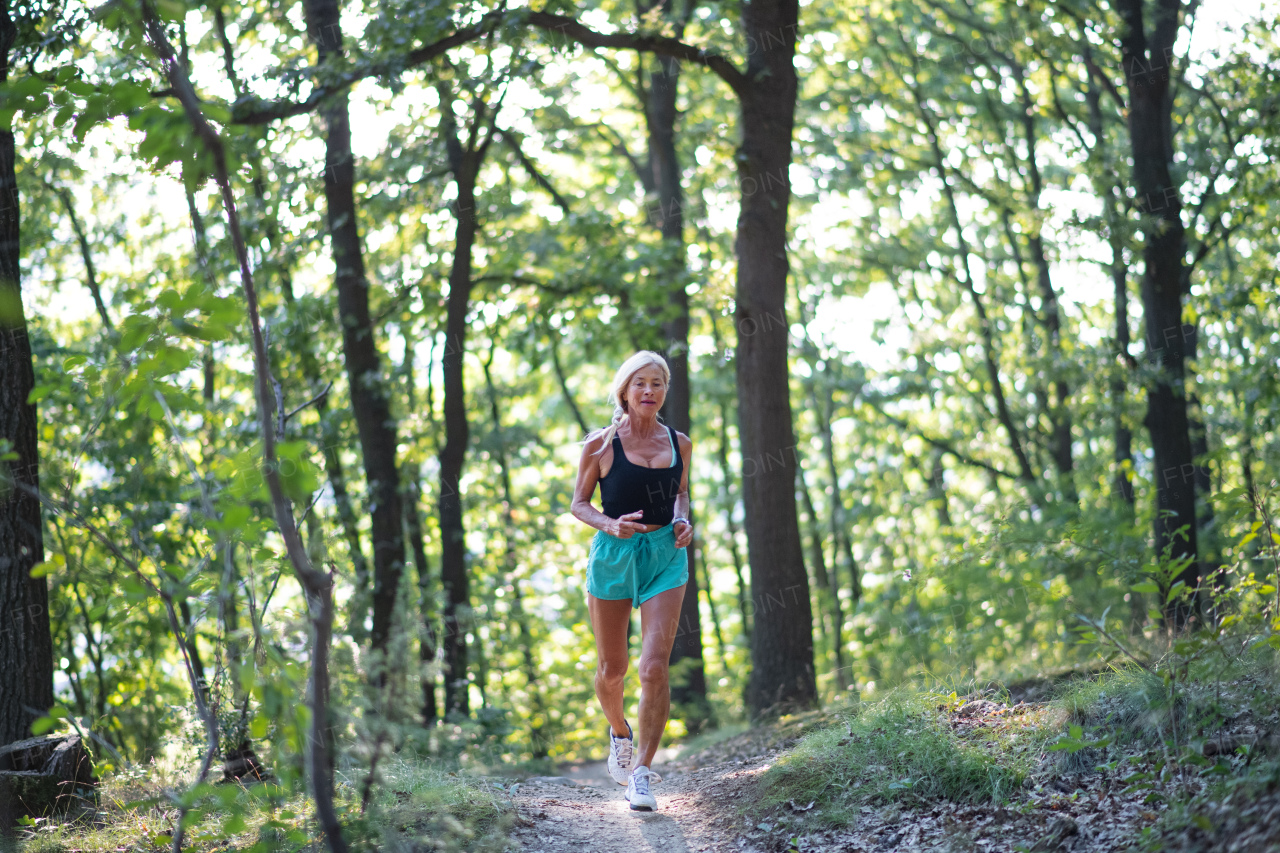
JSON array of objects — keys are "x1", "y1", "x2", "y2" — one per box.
[
  {"x1": 753, "y1": 690, "x2": 1047, "y2": 827},
  {"x1": 364, "y1": 755, "x2": 513, "y2": 852}
]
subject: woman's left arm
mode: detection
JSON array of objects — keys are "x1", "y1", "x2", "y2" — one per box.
[{"x1": 674, "y1": 432, "x2": 694, "y2": 548}]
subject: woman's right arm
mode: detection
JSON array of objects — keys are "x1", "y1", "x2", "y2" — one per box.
[{"x1": 571, "y1": 432, "x2": 644, "y2": 538}]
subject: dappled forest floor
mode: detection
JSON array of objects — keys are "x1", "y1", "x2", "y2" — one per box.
[{"x1": 506, "y1": 668, "x2": 1280, "y2": 853}]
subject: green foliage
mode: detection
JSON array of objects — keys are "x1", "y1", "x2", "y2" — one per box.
[{"x1": 7, "y1": 0, "x2": 1280, "y2": 847}]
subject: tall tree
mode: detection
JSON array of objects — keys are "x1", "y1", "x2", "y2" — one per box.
[
  {"x1": 436, "y1": 69, "x2": 502, "y2": 717},
  {"x1": 0, "y1": 0, "x2": 54, "y2": 747},
  {"x1": 303, "y1": 0, "x2": 405, "y2": 657},
  {"x1": 729, "y1": 0, "x2": 816, "y2": 715},
  {"x1": 1114, "y1": 0, "x2": 1200, "y2": 625},
  {"x1": 531, "y1": 0, "x2": 818, "y2": 716},
  {"x1": 636, "y1": 0, "x2": 710, "y2": 732}
]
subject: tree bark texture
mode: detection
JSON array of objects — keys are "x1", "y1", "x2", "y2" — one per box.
[
  {"x1": 304, "y1": 0, "x2": 404, "y2": 655},
  {"x1": 1115, "y1": 0, "x2": 1200, "y2": 625},
  {"x1": 0, "y1": 7, "x2": 54, "y2": 746},
  {"x1": 736, "y1": 0, "x2": 816, "y2": 715}
]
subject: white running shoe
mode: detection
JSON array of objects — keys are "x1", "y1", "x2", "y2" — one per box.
[
  {"x1": 607, "y1": 722, "x2": 635, "y2": 785},
  {"x1": 626, "y1": 765, "x2": 659, "y2": 811}
]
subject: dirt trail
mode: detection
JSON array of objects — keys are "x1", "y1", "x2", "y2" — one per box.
[{"x1": 508, "y1": 751, "x2": 775, "y2": 853}]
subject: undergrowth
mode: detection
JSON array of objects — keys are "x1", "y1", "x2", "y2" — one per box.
[
  {"x1": 14, "y1": 752, "x2": 513, "y2": 853},
  {"x1": 752, "y1": 689, "x2": 1052, "y2": 827}
]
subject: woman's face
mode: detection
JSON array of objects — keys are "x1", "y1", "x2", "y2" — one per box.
[{"x1": 624, "y1": 364, "x2": 667, "y2": 416}]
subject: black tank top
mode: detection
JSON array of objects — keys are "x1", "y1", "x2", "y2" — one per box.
[{"x1": 599, "y1": 425, "x2": 683, "y2": 526}]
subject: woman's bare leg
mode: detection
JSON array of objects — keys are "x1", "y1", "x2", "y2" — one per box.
[
  {"x1": 634, "y1": 585, "x2": 686, "y2": 768},
  {"x1": 588, "y1": 594, "x2": 634, "y2": 738}
]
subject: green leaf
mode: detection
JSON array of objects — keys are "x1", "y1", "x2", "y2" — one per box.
[
  {"x1": 1130, "y1": 581, "x2": 1160, "y2": 594},
  {"x1": 29, "y1": 560, "x2": 56, "y2": 578},
  {"x1": 26, "y1": 384, "x2": 55, "y2": 404},
  {"x1": 120, "y1": 576, "x2": 150, "y2": 599},
  {"x1": 30, "y1": 716, "x2": 55, "y2": 735},
  {"x1": 276, "y1": 441, "x2": 320, "y2": 502}
]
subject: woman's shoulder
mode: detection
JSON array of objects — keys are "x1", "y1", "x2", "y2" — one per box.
[
  {"x1": 670, "y1": 426, "x2": 692, "y2": 451},
  {"x1": 582, "y1": 427, "x2": 614, "y2": 453}
]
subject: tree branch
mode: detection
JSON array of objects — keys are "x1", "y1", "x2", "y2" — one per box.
[
  {"x1": 46, "y1": 181, "x2": 113, "y2": 332},
  {"x1": 498, "y1": 129, "x2": 573, "y2": 213},
  {"x1": 858, "y1": 398, "x2": 1019, "y2": 481},
  {"x1": 284, "y1": 381, "x2": 333, "y2": 424},
  {"x1": 231, "y1": 12, "x2": 505, "y2": 125},
  {"x1": 549, "y1": 331, "x2": 590, "y2": 435},
  {"x1": 525, "y1": 9, "x2": 746, "y2": 95}
]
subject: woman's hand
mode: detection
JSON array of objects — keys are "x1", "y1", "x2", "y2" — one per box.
[
  {"x1": 674, "y1": 519, "x2": 693, "y2": 549},
  {"x1": 610, "y1": 510, "x2": 647, "y2": 539}
]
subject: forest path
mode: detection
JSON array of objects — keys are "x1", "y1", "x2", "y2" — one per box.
[{"x1": 507, "y1": 752, "x2": 774, "y2": 853}]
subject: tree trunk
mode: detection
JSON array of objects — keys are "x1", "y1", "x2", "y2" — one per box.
[
  {"x1": 438, "y1": 184, "x2": 474, "y2": 717},
  {"x1": 639, "y1": 0, "x2": 710, "y2": 732},
  {"x1": 1111, "y1": 238, "x2": 1136, "y2": 510},
  {"x1": 278, "y1": 273, "x2": 371, "y2": 639},
  {"x1": 1115, "y1": 0, "x2": 1199, "y2": 627},
  {"x1": 523, "y1": 0, "x2": 814, "y2": 716},
  {"x1": 245, "y1": 152, "x2": 372, "y2": 623},
  {"x1": 709, "y1": 315, "x2": 750, "y2": 641},
  {"x1": 1190, "y1": 387, "x2": 1222, "y2": 594},
  {"x1": 815, "y1": 395, "x2": 852, "y2": 685},
  {"x1": 696, "y1": 545, "x2": 729, "y2": 677},
  {"x1": 1083, "y1": 46, "x2": 1137, "y2": 515},
  {"x1": 1012, "y1": 67, "x2": 1075, "y2": 502},
  {"x1": 0, "y1": 8, "x2": 54, "y2": 746},
  {"x1": 1085, "y1": 54, "x2": 1143, "y2": 630},
  {"x1": 437, "y1": 85, "x2": 498, "y2": 717},
  {"x1": 399, "y1": 325, "x2": 437, "y2": 725},
  {"x1": 481, "y1": 348, "x2": 548, "y2": 757},
  {"x1": 798, "y1": 466, "x2": 843, "y2": 690},
  {"x1": 304, "y1": 0, "x2": 404, "y2": 656},
  {"x1": 737, "y1": 0, "x2": 816, "y2": 716}
]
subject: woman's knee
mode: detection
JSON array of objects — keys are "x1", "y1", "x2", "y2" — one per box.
[
  {"x1": 637, "y1": 655, "x2": 669, "y2": 688},
  {"x1": 596, "y1": 658, "x2": 628, "y2": 687}
]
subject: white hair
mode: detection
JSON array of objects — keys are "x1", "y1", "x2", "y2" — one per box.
[{"x1": 593, "y1": 351, "x2": 670, "y2": 453}]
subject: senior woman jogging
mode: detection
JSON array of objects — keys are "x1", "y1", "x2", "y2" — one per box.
[{"x1": 570, "y1": 350, "x2": 694, "y2": 812}]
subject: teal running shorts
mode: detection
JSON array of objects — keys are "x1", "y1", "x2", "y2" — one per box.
[{"x1": 586, "y1": 523, "x2": 688, "y2": 607}]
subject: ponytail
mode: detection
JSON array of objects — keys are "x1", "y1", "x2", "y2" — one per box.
[{"x1": 594, "y1": 404, "x2": 628, "y2": 455}]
